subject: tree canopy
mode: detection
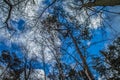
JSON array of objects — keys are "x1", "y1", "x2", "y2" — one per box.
[{"x1": 0, "y1": 0, "x2": 120, "y2": 80}]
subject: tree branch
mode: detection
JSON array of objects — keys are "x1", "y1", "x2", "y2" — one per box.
[
  {"x1": 3, "y1": 0, "x2": 13, "y2": 30},
  {"x1": 83, "y1": 0, "x2": 120, "y2": 7}
]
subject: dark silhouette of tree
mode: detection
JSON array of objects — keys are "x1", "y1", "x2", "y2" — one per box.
[
  {"x1": 0, "y1": 50, "x2": 24, "y2": 80},
  {"x1": 0, "y1": 0, "x2": 120, "y2": 80},
  {"x1": 83, "y1": 0, "x2": 120, "y2": 7},
  {"x1": 92, "y1": 37, "x2": 120, "y2": 80},
  {"x1": 0, "y1": 50, "x2": 40, "y2": 80}
]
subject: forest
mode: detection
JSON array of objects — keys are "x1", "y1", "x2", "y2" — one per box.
[{"x1": 0, "y1": 0, "x2": 120, "y2": 80}]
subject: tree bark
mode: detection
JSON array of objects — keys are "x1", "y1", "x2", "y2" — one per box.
[
  {"x1": 83, "y1": 0, "x2": 120, "y2": 7},
  {"x1": 69, "y1": 32, "x2": 94, "y2": 80}
]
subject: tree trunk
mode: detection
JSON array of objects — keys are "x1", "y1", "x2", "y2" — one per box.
[
  {"x1": 83, "y1": 0, "x2": 120, "y2": 7},
  {"x1": 69, "y1": 32, "x2": 94, "y2": 80}
]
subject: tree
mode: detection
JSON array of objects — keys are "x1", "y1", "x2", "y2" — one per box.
[
  {"x1": 42, "y1": 0, "x2": 120, "y2": 79},
  {"x1": 83, "y1": 0, "x2": 120, "y2": 7},
  {"x1": 92, "y1": 37, "x2": 120, "y2": 80},
  {"x1": 0, "y1": 50, "x2": 46, "y2": 80},
  {"x1": 0, "y1": 0, "x2": 120, "y2": 80},
  {"x1": 0, "y1": 50, "x2": 24, "y2": 80},
  {"x1": 0, "y1": 0, "x2": 61, "y2": 79}
]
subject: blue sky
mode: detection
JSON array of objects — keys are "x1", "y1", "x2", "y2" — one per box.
[{"x1": 0, "y1": 0, "x2": 120, "y2": 79}]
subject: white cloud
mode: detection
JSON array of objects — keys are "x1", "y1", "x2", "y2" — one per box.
[
  {"x1": 87, "y1": 41, "x2": 91, "y2": 46},
  {"x1": 89, "y1": 15, "x2": 102, "y2": 29},
  {"x1": 0, "y1": 0, "x2": 61, "y2": 64},
  {"x1": 32, "y1": 69, "x2": 45, "y2": 79},
  {"x1": 63, "y1": 1, "x2": 102, "y2": 29}
]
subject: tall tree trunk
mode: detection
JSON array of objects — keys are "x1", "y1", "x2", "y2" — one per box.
[
  {"x1": 69, "y1": 32, "x2": 94, "y2": 80},
  {"x1": 83, "y1": 0, "x2": 120, "y2": 7}
]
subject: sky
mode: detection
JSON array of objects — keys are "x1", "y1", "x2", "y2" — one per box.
[{"x1": 0, "y1": 0, "x2": 120, "y2": 79}]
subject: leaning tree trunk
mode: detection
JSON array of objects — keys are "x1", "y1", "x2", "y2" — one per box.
[
  {"x1": 83, "y1": 0, "x2": 120, "y2": 7},
  {"x1": 69, "y1": 32, "x2": 95, "y2": 80}
]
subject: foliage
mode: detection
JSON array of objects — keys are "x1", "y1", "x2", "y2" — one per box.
[
  {"x1": 92, "y1": 37, "x2": 120, "y2": 80},
  {"x1": 0, "y1": 0, "x2": 120, "y2": 80}
]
